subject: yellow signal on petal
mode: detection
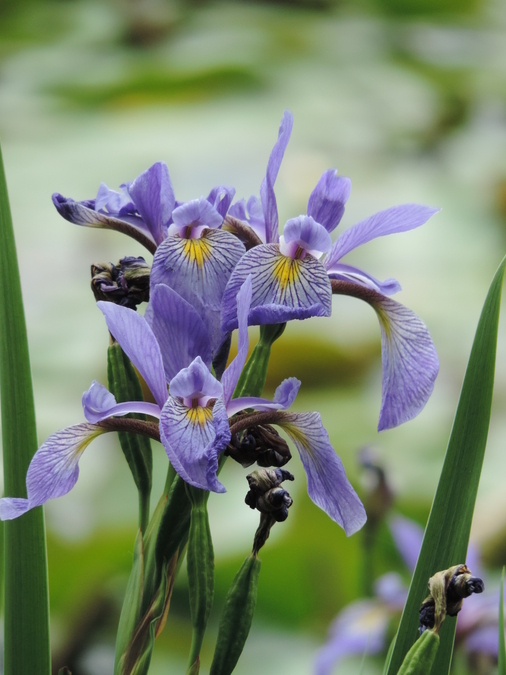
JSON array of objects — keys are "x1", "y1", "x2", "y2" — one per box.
[
  {"x1": 187, "y1": 406, "x2": 213, "y2": 428},
  {"x1": 272, "y1": 255, "x2": 302, "y2": 292},
  {"x1": 181, "y1": 237, "x2": 213, "y2": 269}
]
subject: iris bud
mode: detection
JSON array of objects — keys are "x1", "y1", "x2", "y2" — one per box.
[
  {"x1": 245, "y1": 468, "x2": 294, "y2": 553},
  {"x1": 91, "y1": 256, "x2": 150, "y2": 309}
]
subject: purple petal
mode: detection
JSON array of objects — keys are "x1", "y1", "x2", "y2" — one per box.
[
  {"x1": 97, "y1": 302, "x2": 168, "y2": 409},
  {"x1": 169, "y1": 356, "x2": 223, "y2": 400},
  {"x1": 389, "y1": 515, "x2": 424, "y2": 574},
  {"x1": 372, "y1": 296, "x2": 439, "y2": 431},
  {"x1": 282, "y1": 215, "x2": 332, "y2": 256},
  {"x1": 260, "y1": 110, "x2": 294, "y2": 243},
  {"x1": 207, "y1": 185, "x2": 236, "y2": 217},
  {"x1": 374, "y1": 572, "x2": 408, "y2": 608},
  {"x1": 127, "y1": 162, "x2": 175, "y2": 246},
  {"x1": 171, "y1": 197, "x2": 223, "y2": 236},
  {"x1": 82, "y1": 380, "x2": 161, "y2": 423},
  {"x1": 229, "y1": 196, "x2": 267, "y2": 242},
  {"x1": 221, "y1": 244, "x2": 332, "y2": 331},
  {"x1": 0, "y1": 423, "x2": 105, "y2": 520},
  {"x1": 221, "y1": 276, "x2": 253, "y2": 407},
  {"x1": 315, "y1": 600, "x2": 388, "y2": 675},
  {"x1": 325, "y1": 204, "x2": 440, "y2": 269},
  {"x1": 327, "y1": 263, "x2": 401, "y2": 295},
  {"x1": 145, "y1": 284, "x2": 212, "y2": 381},
  {"x1": 95, "y1": 183, "x2": 136, "y2": 215},
  {"x1": 226, "y1": 377, "x2": 301, "y2": 417},
  {"x1": 307, "y1": 170, "x2": 352, "y2": 233},
  {"x1": 151, "y1": 229, "x2": 245, "y2": 356},
  {"x1": 159, "y1": 396, "x2": 229, "y2": 492},
  {"x1": 277, "y1": 412, "x2": 367, "y2": 535},
  {"x1": 52, "y1": 193, "x2": 157, "y2": 252}
]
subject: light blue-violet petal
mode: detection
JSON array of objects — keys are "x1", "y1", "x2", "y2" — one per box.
[
  {"x1": 159, "y1": 396, "x2": 228, "y2": 492},
  {"x1": 171, "y1": 197, "x2": 223, "y2": 234},
  {"x1": 127, "y1": 161, "x2": 175, "y2": 246},
  {"x1": 207, "y1": 185, "x2": 235, "y2": 217},
  {"x1": 374, "y1": 572, "x2": 408, "y2": 607},
  {"x1": 372, "y1": 295, "x2": 439, "y2": 431},
  {"x1": 260, "y1": 110, "x2": 294, "y2": 243},
  {"x1": 307, "y1": 169, "x2": 352, "y2": 233},
  {"x1": 314, "y1": 600, "x2": 388, "y2": 675},
  {"x1": 221, "y1": 244, "x2": 332, "y2": 331},
  {"x1": 146, "y1": 284, "x2": 212, "y2": 382},
  {"x1": 169, "y1": 356, "x2": 223, "y2": 400},
  {"x1": 97, "y1": 301, "x2": 168, "y2": 409},
  {"x1": 328, "y1": 262, "x2": 401, "y2": 295},
  {"x1": 0, "y1": 423, "x2": 105, "y2": 520},
  {"x1": 283, "y1": 215, "x2": 332, "y2": 255},
  {"x1": 221, "y1": 275, "x2": 253, "y2": 408},
  {"x1": 324, "y1": 204, "x2": 440, "y2": 269},
  {"x1": 229, "y1": 195, "x2": 266, "y2": 242},
  {"x1": 389, "y1": 515, "x2": 424, "y2": 574},
  {"x1": 151, "y1": 228, "x2": 245, "y2": 356},
  {"x1": 95, "y1": 183, "x2": 136, "y2": 216},
  {"x1": 226, "y1": 377, "x2": 301, "y2": 417},
  {"x1": 82, "y1": 380, "x2": 161, "y2": 423},
  {"x1": 277, "y1": 412, "x2": 366, "y2": 535}
]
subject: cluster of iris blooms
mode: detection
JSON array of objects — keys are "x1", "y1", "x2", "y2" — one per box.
[{"x1": 0, "y1": 111, "x2": 441, "y2": 674}]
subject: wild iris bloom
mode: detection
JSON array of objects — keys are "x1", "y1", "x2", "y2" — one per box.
[
  {"x1": 222, "y1": 111, "x2": 439, "y2": 430},
  {"x1": 0, "y1": 278, "x2": 366, "y2": 535}
]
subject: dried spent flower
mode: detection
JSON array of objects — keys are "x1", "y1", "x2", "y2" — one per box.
[
  {"x1": 91, "y1": 256, "x2": 150, "y2": 309},
  {"x1": 226, "y1": 421, "x2": 292, "y2": 468}
]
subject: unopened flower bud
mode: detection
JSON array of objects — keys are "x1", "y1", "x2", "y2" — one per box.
[
  {"x1": 419, "y1": 564, "x2": 484, "y2": 635},
  {"x1": 91, "y1": 256, "x2": 150, "y2": 309},
  {"x1": 227, "y1": 423, "x2": 291, "y2": 468}
]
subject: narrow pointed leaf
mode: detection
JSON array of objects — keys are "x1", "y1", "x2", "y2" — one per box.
[
  {"x1": 0, "y1": 146, "x2": 51, "y2": 673},
  {"x1": 386, "y1": 256, "x2": 506, "y2": 675}
]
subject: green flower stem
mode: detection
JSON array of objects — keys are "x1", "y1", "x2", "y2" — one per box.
[
  {"x1": 396, "y1": 630, "x2": 439, "y2": 675},
  {"x1": 185, "y1": 486, "x2": 214, "y2": 675},
  {"x1": 234, "y1": 323, "x2": 286, "y2": 398},
  {"x1": 0, "y1": 145, "x2": 51, "y2": 673}
]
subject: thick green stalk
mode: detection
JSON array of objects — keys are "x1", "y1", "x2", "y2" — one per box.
[
  {"x1": 0, "y1": 145, "x2": 51, "y2": 673},
  {"x1": 234, "y1": 323, "x2": 285, "y2": 398}
]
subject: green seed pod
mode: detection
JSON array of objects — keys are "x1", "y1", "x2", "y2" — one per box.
[
  {"x1": 396, "y1": 630, "x2": 440, "y2": 675},
  {"x1": 209, "y1": 554, "x2": 261, "y2": 675}
]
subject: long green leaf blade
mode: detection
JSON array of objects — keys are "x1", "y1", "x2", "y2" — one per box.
[
  {"x1": 0, "y1": 145, "x2": 51, "y2": 674},
  {"x1": 386, "y1": 256, "x2": 506, "y2": 675}
]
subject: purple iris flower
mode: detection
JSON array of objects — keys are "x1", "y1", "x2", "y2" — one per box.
[
  {"x1": 222, "y1": 111, "x2": 439, "y2": 431},
  {"x1": 0, "y1": 277, "x2": 365, "y2": 535},
  {"x1": 52, "y1": 162, "x2": 235, "y2": 254}
]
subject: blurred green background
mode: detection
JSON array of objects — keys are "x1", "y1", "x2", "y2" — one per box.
[{"x1": 2, "y1": 0, "x2": 506, "y2": 672}]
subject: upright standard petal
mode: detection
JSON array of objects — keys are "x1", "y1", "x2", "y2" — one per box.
[
  {"x1": 325, "y1": 204, "x2": 440, "y2": 270},
  {"x1": 276, "y1": 412, "x2": 367, "y2": 535},
  {"x1": 0, "y1": 423, "x2": 105, "y2": 520},
  {"x1": 221, "y1": 244, "x2": 332, "y2": 331},
  {"x1": 151, "y1": 229, "x2": 245, "y2": 356},
  {"x1": 127, "y1": 162, "x2": 175, "y2": 246},
  {"x1": 159, "y1": 396, "x2": 229, "y2": 492},
  {"x1": 207, "y1": 185, "x2": 236, "y2": 217},
  {"x1": 307, "y1": 170, "x2": 352, "y2": 234},
  {"x1": 260, "y1": 110, "x2": 294, "y2": 243},
  {"x1": 146, "y1": 284, "x2": 212, "y2": 382},
  {"x1": 97, "y1": 302, "x2": 168, "y2": 409}
]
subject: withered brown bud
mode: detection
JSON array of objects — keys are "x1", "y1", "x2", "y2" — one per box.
[
  {"x1": 419, "y1": 564, "x2": 484, "y2": 635},
  {"x1": 226, "y1": 422, "x2": 292, "y2": 468},
  {"x1": 91, "y1": 256, "x2": 150, "y2": 310}
]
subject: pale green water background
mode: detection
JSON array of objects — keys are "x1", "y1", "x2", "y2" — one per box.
[{"x1": 2, "y1": 0, "x2": 506, "y2": 672}]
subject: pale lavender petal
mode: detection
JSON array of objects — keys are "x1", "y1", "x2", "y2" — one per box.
[
  {"x1": 389, "y1": 515, "x2": 424, "y2": 573},
  {"x1": 97, "y1": 302, "x2": 168, "y2": 409},
  {"x1": 169, "y1": 356, "x2": 223, "y2": 400},
  {"x1": 221, "y1": 276, "x2": 253, "y2": 407},
  {"x1": 465, "y1": 625, "x2": 499, "y2": 656},
  {"x1": 171, "y1": 197, "x2": 223, "y2": 233},
  {"x1": 229, "y1": 196, "x2": 266, "y2": 242},
  {"x1": 0, "y1": 423, "x2": 105, "y2": 520},
  {"x1": 325, "y1": 204, "x2": 440, "y2": 269},
  {"x1": 315, "y1": 600, "x2": 388, "y2": 675},
  {"x1": 222, "y1": 244, "x2": 332, "y2": 331},
  {"x1": 82, "y1": 380, "x2": 161, "y2": 423},
  {"x1": 159, "y1": 396, "x2": 228, "y2": 492},
  {"x1": 95, "y1": 183, "x2": 135, "y2": 215},
  {"x1": 260, "y1": 110, "x2": 294, "y2": 243},
  {"x1": 327, "y1": 263, "x2": 401, "y2": 295},
  {"x1": 277, "y1": 412, "x2": 366, "y2": 535},
  {"x1": 146, "y1": 284, "x2": 212, "y2": 381},
  {"x1": 282, "y1": 215, "x2": 332, "y2": 255},
  {"x1": 307, "y1": 170, "x2": 352, "y2": 233},
  {"x1": 225, "y1": 377, "x2": 301, "y2": 416},
  {"x1": 372, "y1": 296, "x2": 439, "y2": 431},
  {"x1": 374, "y1": 572, "x2": 408, "y2": 608},
  {"x1": 207, "y1": 185, "x2": 235, "y2": 217},
  {"x1": 151, "y1": 229, "x2": 245, "y2": 356},
  {"x1": 127, "y1": 161, "x2": 175, "y2": 246}
]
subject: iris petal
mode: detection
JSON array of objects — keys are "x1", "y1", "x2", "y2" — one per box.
[
  {"x1": 276, "y1": 411, "x2": 366, "y2": 535},
  {"x1": 127, "y1": 161, "x2": 175, "y2": 246},
  {"x1": 169, "y1": 356, "x2": 223, "y2": 400},
  {"x1": 307, "y1": 169, "x2": 352, "y2": 233},
  {"x1": 222, "y1": 244, "x2": 332, "y2": 331},
  {"x1": 226, "y1": 377, "x2": 301, "y2": 417},
  {"x1": 82, "y1": 380, "x2": 161, "y2": 423},
  {"x1": 0, "y1": 423, "x2": 105, "y2": 520},
  {"x1": 327, "y1": 262, "x2": 401, "y2": 295}
]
